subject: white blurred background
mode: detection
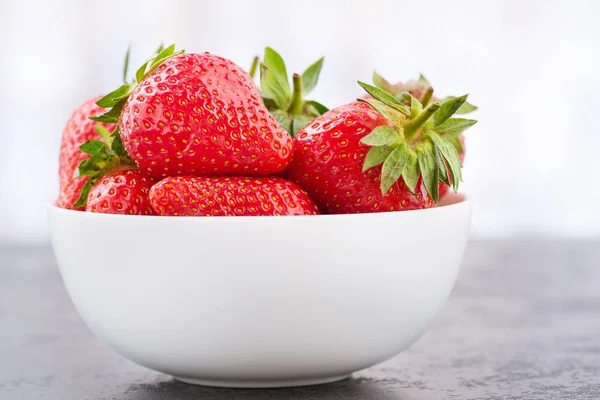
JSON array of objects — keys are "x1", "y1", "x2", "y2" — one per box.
[{"x1": 0, "y1": 0, "x2": 598, "y2": 243}]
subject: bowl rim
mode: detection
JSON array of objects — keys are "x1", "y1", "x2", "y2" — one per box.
[{"x1": 47, "y1": 197, "x2": 470, "y2": 221}]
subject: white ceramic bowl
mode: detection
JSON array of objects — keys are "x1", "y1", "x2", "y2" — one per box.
[{"x1": 48, "y1": 200, "x2": 472, "y2": 388}]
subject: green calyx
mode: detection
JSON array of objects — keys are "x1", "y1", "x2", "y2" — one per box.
[
  {"x1": 372, "y1": 71, "x2": 478, "y2": 115},
  {"x1": 357, "y1": 81, "x2": 477, "y2": 203},
  {"x1": 256, "y1": 47, "x2": 328, "y2": 137},
  {"x1": 73, "y1": 44, "x2": 183, "y2": 207},
  {"x1": 72, "y1": 126, "x2": 136, "y2": 207}
]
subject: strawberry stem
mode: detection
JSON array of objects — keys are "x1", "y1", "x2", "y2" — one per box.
[
  {"x1": 420, "y1": 87, "x2": 434, "y2": 108},
  {"x1": 288, "y1": 73, "x2": 303, "y2": 115},
  {"x1": 404, "y1": 102, "x2": 441, "y2": 142}
]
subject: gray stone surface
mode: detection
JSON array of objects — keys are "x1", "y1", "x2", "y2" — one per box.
[{"x1": 1, "y1": 240, "x2": 599, "y2": 400}]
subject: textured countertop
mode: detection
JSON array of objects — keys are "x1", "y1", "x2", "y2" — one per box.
[{"x1": 1, "y1": 240, "x2": 599, "y2": 400}]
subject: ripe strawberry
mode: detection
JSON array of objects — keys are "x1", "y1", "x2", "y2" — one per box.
[
  {"x1": 86, "y1": 170, "x2": 155, "y2": 215},
  {"x1": 372, "y1": 73, "x2": 476, "y2": 203},
  {"x1": 252, "y1": 47, "x2": 328, "y2": 137},
  {"x1": 90, "y1": 45, "x2": 293, "y2": 182},
  {"x1": 57, "y1": 96, "x2": 115, "y2": 210},
  {"x1": 287, "y1": 83, "x2": 477, "y2": 214},
  {"x1": 149, "y1": 176, "x2": 319, "y2": 216}
]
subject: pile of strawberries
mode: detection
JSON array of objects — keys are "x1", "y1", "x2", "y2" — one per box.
[{"x1": 57, "y1": 45, "x2": 477, "y2": 217}]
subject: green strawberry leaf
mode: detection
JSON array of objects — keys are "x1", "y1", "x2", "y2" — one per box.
[
  {"x1": 362, "y1": 145, "x2": 393, "y2": 172},
  {"x1": 89, "y1": 109, "x2": 119, "y2": 123},
  {"x1": 262, "y1": 97, "x2": 278, "y2": 111},
  {"x1": 304, "y1": 100, "x2": 328, "y2": 115},
  {"x1": 357, "y1": 81, "x2": 410, "y2": 116},
  {"x1": 301, "y1": 57, "x2": 324, "y2": 96},
  {"x1": 428, "y1": 132, "x2": 462, "y2": 191},
  {"x1": 358, "y1": 98, "x2": 407, "y2": 126},
  {"x1": 360, "y1": 126, "x2": 401, "y2": 146},
  {"x1": 271, "y1": 110, "x2": 293, "y2": 135},
  {"x1": 457, "y1": 101, "x2": 477, "y2": 114},
  {"x1": 95, "y1": 84, "x2": 133, "y2": 108},
  {"x1": 133, "y1": 44, "x2": 183, "y2": 84},
  {"x1": 249, "y1": 56, "x2": 259, "y2": 79},
  {"x1": 90, "y1": 98, "x2": 127, "y2": 124},
  {"x1": 434, "y1": 118, "x2": 477, "y2": 139},
  {"x1": 380, "y1": 143, "x2": 410, "y2": 194},
  {"x1": 260, "y1": 64, "x2": 290, "y2": 110},
  {"x1": 433, "y1": 95, "x2": 468, "y2": 127},
  {"x1": 417, "y1": 149, "x2": 439, "y2": 203},
  {"x1": 394, "y1": 92, "x2": 412, "y2": 106},
  {"x1": 419, "y1": 74, "x2": 431, "y2": 86},
  {"x1": 73, "y1": 179, "x2": 96, "y2": 208},
  {"x1": 263, "y1": 47, "x2": 290, "y2": 93},
  {"x1": 436, "y1": 146, "x2": 450, "y2": 186},
  {"x1": 122, "y1": 45, "x2": 131, "y2": 83},
  {"x1": 135, "y1": 59, "x2": 151, "y2": 83},
  {"x1": 450, "y1": 136, "x2": 465, "y2": 154},
  {"x1": 73, "y1": 138, "x2": 136, "y2": 207},
  {"x1": 410, "y1": 95, "x2": 422, "y2": 119},
  {"x1": 80, "y1": 140, "x2": 108, "y2": 156},
  {"x1": 110, "y1": 128, "x2": 128, "y2": 156},
  {"x1": 402, "y1": 151, "x2": 420, "y2": 193},
  {"x1": 94, "y1": 124, "x2": 113, "y2": 146},
  {"x1": 373, "y1": 71, "x2": 394, "y2": 92},
  {"x1": 442, "y1": 96, "x2": 478, "y2": 114},
  {"x1": 146, "y1": 44, "x2": 184, "y2": 77}
]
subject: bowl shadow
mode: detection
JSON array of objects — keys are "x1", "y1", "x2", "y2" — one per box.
[{"x1": 125, "y1": 375, "x2": 407, "y2": 400}]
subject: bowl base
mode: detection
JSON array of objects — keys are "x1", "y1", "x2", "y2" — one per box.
[{"x1": 174, "y1": 374, "x2": 350, "y2": 388}]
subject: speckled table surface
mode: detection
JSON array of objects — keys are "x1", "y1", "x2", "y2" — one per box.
[{"x1": 1, "y1": 241, "x2": 599, "y2": 400}]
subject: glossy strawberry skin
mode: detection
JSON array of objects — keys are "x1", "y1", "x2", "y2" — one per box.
[
  {"x1": 149, "y1": 176, "x2": 320, "y2": 217},
  {"x1": 439, "y1": 136, "x2": 466, "y2": 199},
  {"x1": 57, "y1": 96, "x2": 115, "y2": 210},
  {"x1": 287, "y1": 102, "x2": 434, "y2": 214},
  {"x1": 119, "y1": 53, "x2": 293, "y2": 180},
  {"x1": 86, "y1": 170, "x2": 155, "y2": 215}
]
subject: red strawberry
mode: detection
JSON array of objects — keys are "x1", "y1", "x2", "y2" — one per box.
[
  {"x1": 287, "y1": 83, "x2": 477, "y2": 214},
  {"x1": 57, "y1": 96, "x2": 115, "y2": 210},
  {"x1": 287, "y1": 102, "x2": 432, "y2": 213},
  {"x1": 149, "y1": 176, "x2": 319, "y2": 216},
  {"x1": 86, "y1": 170, "x2": 155, "y2": 215},
  {"x1": 372, "y1": 73, "x2": 475, "y2": 192},
  {"x1": 91, "y1": 45, "x2": 293, "y2": 182}
]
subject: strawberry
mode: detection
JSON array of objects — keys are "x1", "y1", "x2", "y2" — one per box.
[
  {"x1": 371, "y1": 73, "x2": 476, "y2": 202},
  {"x1": 149, "y1": 176, "x2": 319, "y2": 216},
  {"x1": 57, "y1": 96, "x2": 116, "y2": 210},
  {"x1": 252, "y1": 48, "x2": 328, "y2": 137},
  {"x1": 88, "y1": 45, "x2": 293, "y2": 184},
  {"x1": 286, "y1": 83, "x2": 477, "y2": 214},
  {"x1": 86, "y1": 170, "x2": 155, "y2": 215}
]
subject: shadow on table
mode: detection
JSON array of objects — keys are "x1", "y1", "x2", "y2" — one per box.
[{"x1": 125, "y1": 376, "x2": 405, "y2": 400}]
